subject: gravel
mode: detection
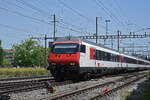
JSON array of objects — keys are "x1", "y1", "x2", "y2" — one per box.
[
  {"x1": 9, "y1": 76, "x2": 122, "y2": 100},
  {"x1": 8, "y1": 74, "x2": 148, "y2": 100}
]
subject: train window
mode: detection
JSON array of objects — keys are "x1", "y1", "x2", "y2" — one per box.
[
  {"x1": 103, "y1": 52, "x2": 107, "y2": 61},
  {"x1": 111, "y1": 54, "x2": 116, "y2": 62},
  {"x1": 94, "y1": 50, "x2": 97, "y2": 60},
  {"x1": 139, "y1": 61, "x2": 144, "y2": 65},
  {"x1": 142, "y1": 61, "x2": 144, "y2": 65},
  {"x1": 106, "y1": 52, "x2": 111, "y2": 61},
  {"x1": 80, "y1": 45, "x2": 86, "y2": 53},
  {"x1": 116, "y1": 55, "x2": 120, "y2": 62},
  {"x1": 48, "y1": 42, "x2": 53, "y2": 48},
  {"x1": 110, "y1": 54, "x2": 114, "y2": 61},
  {"x1": 98, "y1": 51, "x2": 111, "y2": 61},
  {"x1": 100, "y1": 51, "x2": 104, "y2": 60},
  {"x1": 133, "y1": 59, "x2": 137, "y2": 64},
  {"x1": 96, "y1": 50, "x2": 101, "y2": 60},
  {"x1": 52, "y1": 43, "x2": 79, "y2": 54}
]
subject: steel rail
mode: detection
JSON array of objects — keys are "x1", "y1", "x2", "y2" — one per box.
[
  {"x1": 0, "y1": 82, "x2": 46, "y2": 96},
  {"x1": 0, "y1": 76, "x2": 53, "y2": 95},
  {"x1": 90, "y1": 74, "x2": 147, "y2": 100},
  {"x1": 0, "y1": 76, "x2": 53, "y2": 82},
  {"x1": 0, "y1": 78, "x2": 73, "y2": 95},
  {"x1": 48, "y1": 72, "x2": 146, "y2": 100}
]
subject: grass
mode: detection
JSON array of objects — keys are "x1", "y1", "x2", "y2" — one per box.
[
  {"x1": 120, "y1": 91, "x2": 132, "y2": 100},
  {"x1": 124, "y1": 70, "x2": 150, "y2": 100},
  {"x1": 135, "y1": 71, "x2": 150, "y2": 100},
  {"x1": 134, "y1": 81, "x2": 150, "y2": 100},
  {"x1": 0, "y1": 68, "x2": 50, "y2": 78},
  {"x1": 125, "y1": 84, "x2": 150, "y2": 100}
]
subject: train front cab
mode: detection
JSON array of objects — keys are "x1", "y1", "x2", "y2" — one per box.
[{"x1": 48, "y1": 41, "x2": 86, "y2": 80}]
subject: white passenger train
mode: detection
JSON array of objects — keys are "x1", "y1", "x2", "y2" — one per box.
[{"x1": 48, "y1": 37, "x2": 150, "y2": 80}]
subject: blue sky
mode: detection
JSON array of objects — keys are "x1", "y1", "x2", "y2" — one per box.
[{"x1": 0, "y1": 0, "x2": 150, "y2": 53}]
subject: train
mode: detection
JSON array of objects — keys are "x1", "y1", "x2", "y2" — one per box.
[{"x1": 47, "y1": 37, "x2": 150, "y2": 81}]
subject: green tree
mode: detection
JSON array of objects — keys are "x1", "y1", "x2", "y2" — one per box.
[
  {"x1": 13, "y1": 39, "x2": 47, "y2": 67},
  {"x1": 2, "y1": 59, "x2": 11, "y2": 67},
  {"x1": 0, "y1": 40, "x2": 4, "y2": 66}
]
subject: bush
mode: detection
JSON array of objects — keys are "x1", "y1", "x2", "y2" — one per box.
[
  {"x1": 2, "y1": 59, "x2": 11, "y2": 67},
  {"x1": 0, "y1": 68, "x2": 50, "y2": 78}
]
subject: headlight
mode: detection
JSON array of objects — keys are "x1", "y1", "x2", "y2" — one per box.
[{"x1": 70, "y1": 62, "x2": 76, "y2": 66}]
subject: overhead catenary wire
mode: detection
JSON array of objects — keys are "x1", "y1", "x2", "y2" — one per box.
[
  {"x1": 97, "y1": 0, "x2": 126, "y2": 27},
  {"x1": 112, "y1": 0, "x2": 143, "y2": 32},
  {"x1": 56, "y1": 0, "x2": 107, "y2": 36},
  {"x1": 7, "y1": 0, "x2": 95, "y2": 36},
  {"x1": 93, "y1": 0, "x2": 124, "y2": 29},
  {"x1": 0, "y1": 23, "x2": 43, "y2": 35},
  {"x1": 106, "y1": 0, "x2": 128, "y2": 27},
  {"x1": 0, "y1": 5, "x2": 90, "y2": 34},
  {"x1": 1, "y1": 0, "x2": 125, "y2": 38},
  {"x1": 56, "y1": 24, "x2": 86, "y2": 34},
  {"x1": 58, "y1": 19, "x2": 85, "y2": 32},
  {"x1": 56, "y1": 0, "x2": 93, "y2": 23},
  {"x1": 36, "y1": 0, "x2": 92, "y2": 35},
  {"x1": 35, "y1": 0, "x2": 51, "y2": 13},
  {"x1": 93, "y1": 0, "x2": 118, "y2": 29},
  {"x1": 3, "y1": 0, "x2": 48, "y2": 19},
  {"x1": 113, "y1": 0, "x2": 129, "y2": 25},
  {"x1": 11, "y1": 0, "x2": 93, "y2": 35},
  {"x1": 15, "y1": 0, "x2": 50, "y2": 18},
  {"x1": 0, "y1": 6, "x2": 50, "y2": 24}
]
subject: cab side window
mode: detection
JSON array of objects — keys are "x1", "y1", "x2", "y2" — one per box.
[{"x1": 80, "y1": 45, "x2": 86, "y2": 53}]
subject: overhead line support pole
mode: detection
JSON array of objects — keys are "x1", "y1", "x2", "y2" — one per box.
[
  {"x1": 53, "y1": 14, "x2": 56, "y2": 41},
  {"x1": 105, "y1": 19, "x2": 110, "y2": 45},
  {"x1": 44, "y1": 34, "x2": 47, "y2": 67},
  {"x1": 96, "y1": 17, "x2": 98, "y2": 43},
  {"x1": 117, "y1": 30, "x2": 120, "y2": 52},
  {"x1": 31, "y1": 34, "x2": 48, "y2": 68}
]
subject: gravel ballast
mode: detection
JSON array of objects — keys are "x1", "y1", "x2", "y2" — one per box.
[{"x1": 9, "y1": 74, "x2": 148, "y2": 100}]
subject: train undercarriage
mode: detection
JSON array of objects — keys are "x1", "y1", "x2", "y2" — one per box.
[
  {"x1": 48, "y1": 65, "x2": 147, "y2": 81},
  {"x1": 49, "y1": 66, "x2": 80, "y2": 81}
]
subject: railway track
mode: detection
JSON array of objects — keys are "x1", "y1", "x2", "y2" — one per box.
[
  {"x1": 0, "y1": 76, "x2": 50, "y2": 96},
  {"x1": 0, "y1": 71, "x2": 148, "y2": 100},
  {"x1": 0, "y1": 75, "x2": 53, "y2": 82},
  {"x1": 46, "y1": 71, "x2": 148, "y2": 100},
  {"x1": 0, "y1": 76, "x2": 73, "y2": 97},
  {"x1": 90, "y1": 74, "x2": 147, "y2": 100}
]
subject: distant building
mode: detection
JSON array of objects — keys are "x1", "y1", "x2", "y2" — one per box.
[{"x1": 3, "y1": 49, "x2": 15, "y2": 65}]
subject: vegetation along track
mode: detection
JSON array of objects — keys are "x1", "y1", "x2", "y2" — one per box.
[{"x1": 47, "y1": 71, "x2": 148, "y2": 100}]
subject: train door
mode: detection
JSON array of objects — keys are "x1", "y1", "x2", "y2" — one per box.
[
  {"x1": 120, "y1": 56, "x2": 124, "y2": 67},
  {"x1": 80, "y1": 44, "x2": 89, "y2": 67},
  {"x1": 90, "y1": 48, "x2": 96, "y2": 67}
]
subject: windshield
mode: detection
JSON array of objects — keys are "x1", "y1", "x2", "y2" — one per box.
[{"x1": 52, "y1": 43, "x2": 79, "y2": 54}]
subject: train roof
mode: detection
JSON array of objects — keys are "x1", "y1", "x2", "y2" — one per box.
[
  {"x1": 55, "y1": 36, "x2": 117, "y2": 51},
  {"x1": 55, "y1": 36, "x2": 150, "y2": 63}
]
